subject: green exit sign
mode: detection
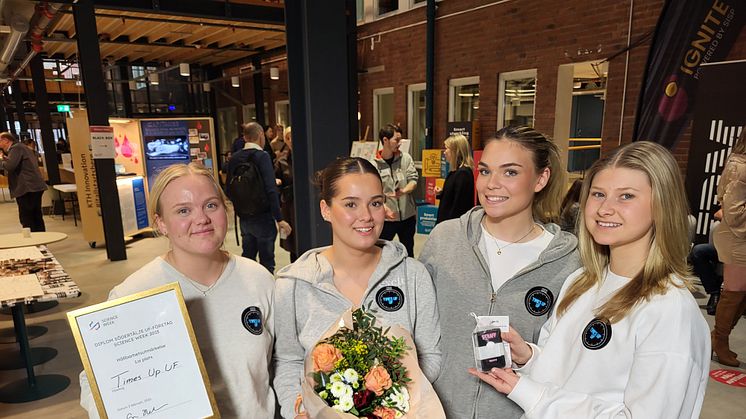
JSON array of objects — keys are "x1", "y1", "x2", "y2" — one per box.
[{"x1": 57, "y1": 104, "x2": 70, "y2": 112}]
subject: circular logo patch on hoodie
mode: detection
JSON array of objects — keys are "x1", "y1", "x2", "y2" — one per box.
[
  {"x1": 242, "y1": 306, "x2": 263, "y2": 335},
  {"x1": 582, "y1": 318, "x2": 612, "y2": 350},
  {"x1": 376, "y1": 286, "x2": 404, "y2": 312},
  {"x1": 524, "y1": 287, "x2": 554, "y2": 316}
]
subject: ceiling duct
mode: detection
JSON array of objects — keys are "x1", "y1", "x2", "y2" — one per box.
[{"x1": 0, "y1": 13, "x2": 30, "y2": 74}]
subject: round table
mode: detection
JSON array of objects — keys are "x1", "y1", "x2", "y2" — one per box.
[{"x1": 0, "y1": 232, "x2": 68, "y2": 249}]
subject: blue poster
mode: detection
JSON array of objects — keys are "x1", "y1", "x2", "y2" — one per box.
[
  {"x1": 417, "y1": 205, "x2": 438, "y2": 235},
  {"x1": 141, "y1": 120, "x2": 190, "y2": 190},
  {"x1": 132, "y1": 177, "x2": 149, "y2": 229}
]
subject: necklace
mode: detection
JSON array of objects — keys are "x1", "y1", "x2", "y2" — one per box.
[
  {"x1": 488, "y1": 224, "x2": 537, "y2": 256},
  {"x1": 165, "y1": 251, "x2": 228, "y2": 296}
]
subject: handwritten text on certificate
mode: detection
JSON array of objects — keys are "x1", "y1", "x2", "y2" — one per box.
[{"x1": 75, "y1": 288, "x2": 215, "y2": 419}]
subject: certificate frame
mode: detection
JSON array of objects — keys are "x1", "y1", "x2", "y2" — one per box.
[{"x1": 67, "y1": 282, "x2": 220, "y2": 419}]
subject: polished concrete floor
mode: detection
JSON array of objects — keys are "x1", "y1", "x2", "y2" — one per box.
[{"x1": 0, "y1": 200, "x2": 743, "y2": 418}]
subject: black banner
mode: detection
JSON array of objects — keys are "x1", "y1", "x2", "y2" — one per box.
[
  {"x1": 634, "y1": 0, "x2": 744, "y2": 148},
  {"x1": 684, "y1": 61, "x2": 746, "y2": 244}
]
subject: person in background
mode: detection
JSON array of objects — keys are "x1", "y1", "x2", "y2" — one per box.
[
  {"x1": 712, "y1": 128, "x2": 746, "y2": 367},
  {"x1": 23, "y1": 138, "x2": 44, "y2": 166},
  {"x1": 435, "y1": 134, "x2": 475, "y2": 225},
  {"x1": 264, "y1": 125, "x2": 277, "y2": 163},
  {"x1": 271, "y1": 124, "x2": 286, "y2": 156},
  {"x1": 0, "y1": 132, "x2": 47, "y2": 232},
  {"x1": 79, "y1": 162, "x2": 276, "y2": 418},
  {"x1": 226, "y1": 122, "x2": 290, "y2": 273},
  {"x1": 275, "y1": 126, "x2": 296, "y2": 262},
  {"x1": 371, "y1": 124, "x2": 418, "y2": 257},
  {"x1": 420, "y1": 126, "x2": 580, "y2": 419},
  {"x1": 470, "y1": 141, "x2": 710, "y2": 419},
  {"x1": 558, "y1": 179, "x2": 583, "y2": 234},
  {"x1": 230, "y1": 124, "x2": 246, "y2": 153},
  {"x1": 273, "y1": 157, "x2": 441, "y2": 419},
  {"x1": 689, "y1": 208, "x2": 723, "y2": 316}
]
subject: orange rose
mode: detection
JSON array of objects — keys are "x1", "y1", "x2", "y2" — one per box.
[
  {"x1": 373, "y1": 406, "x2": 397, "y2": 419},
  {"x1": 364, "y1": 366, "x2": 392, "y2": 396},
  {"x1": 311, "y1": 343, "x2": 342, "y2": 373}
]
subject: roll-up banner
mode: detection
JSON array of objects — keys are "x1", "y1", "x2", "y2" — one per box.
[
  {"x1": 633, "y1": 0, "x2": 744, "y2": 148},
  {"x1": 684, "y1": 60, "x2": 746, "y2": 245}
]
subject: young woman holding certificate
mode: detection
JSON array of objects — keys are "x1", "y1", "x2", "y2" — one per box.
[
  {"x1": 273, "y1": 157, "x2": 441, "y2": 419},
  {"x1": 470, "y1": 142, "x2": 710, "y2": 418},
  {"x1": 419, "y1": 126, "x2": 581, "y2": 419},
  {"x1": 79, "y1": 163, "x2": 276, "y2": 418}
]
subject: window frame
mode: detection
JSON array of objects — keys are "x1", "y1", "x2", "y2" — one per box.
[
  {"x1": 497, "y1": 69, "x2": 538, "y2": 130},
  {"x1": 448, "y1": 76, "x2": 480, "y2": 122}
]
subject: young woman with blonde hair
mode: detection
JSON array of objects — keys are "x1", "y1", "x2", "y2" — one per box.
[
  {"x1": 420, "y1": 126, "x2": 580, "y2": 418},
  {"x1": 435, "y1": 134, "x2": 476, "y2": 224},
  {"x1": 79, "y1": 163, "x2": 276, "y2": 418},
  {"x1": 471, "y1": 141, "x2": 710, "y2": 418}
]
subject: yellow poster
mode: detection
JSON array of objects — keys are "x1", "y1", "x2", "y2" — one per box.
[{"x1": 422, "y1": 149, "x2": 442, "y2": 177}]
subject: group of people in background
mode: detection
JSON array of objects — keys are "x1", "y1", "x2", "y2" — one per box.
[{"x1": 75, "y1": 124, "x2": 746, "y2": 419}]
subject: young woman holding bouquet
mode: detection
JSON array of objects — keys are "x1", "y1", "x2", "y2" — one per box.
[
  {"x1": 470, "y1": 142, "x2": 710, "y2": 418},
  {"x1": 419, "y1": 126, "x2": 581, "y2": 418},
  {"x1": 79, "y1": 163, "x2": 276, "y2": 418},
  {"x1": 273, "y1": 157, "x2": 442, "y2": 418}
]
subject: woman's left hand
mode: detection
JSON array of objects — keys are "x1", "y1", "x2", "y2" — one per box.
[{"x1": 468, "y1": 367, "x2": 519, "y2": 395}]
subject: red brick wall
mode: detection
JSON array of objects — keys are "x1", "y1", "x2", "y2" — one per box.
[{"x1": 356, "y1": 0, "x2": 746, "y2": 174}]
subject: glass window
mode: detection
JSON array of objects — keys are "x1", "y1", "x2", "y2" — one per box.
[
  {"x1": 407, "y1": 83, "x2": 426, "y2": 161},
  {"x1": 373, "y1": 87, "x2": 394, "y2": 138},
  {"x1": 448, "y1": 77, "x2": 479, "y2": 122},
  {"x1": 357, "y1": 0, "x2": 364, "y2": 21},
  {"x1": 378, "y1": 0, "x2": 398, "y2": 15},
  {"x1": 498, "y1": 70, "x2": 536, "y2": 128},
  {"x1": 275, "y1": 101, "x2": 291, "y2": 127},
  {"x1": 242, "y1": 103, "x2": 270, "y2": 124}
]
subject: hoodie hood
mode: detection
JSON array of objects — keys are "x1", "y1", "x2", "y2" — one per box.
[{"x1": 276, "y1": 240, "x2": 409, "y2": 289}]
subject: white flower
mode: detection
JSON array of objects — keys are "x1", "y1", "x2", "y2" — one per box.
[
  {"x1": 332, "y1": 404, "x2": 346, "y2": 412},
  {"x1": 388, "y1": 387, "x2": 410, "y2": 412},
  {"x1": 330, "y1": 381, "x2": 348, "y2": 398},
  {"x1": 330, "y1": 372, "x2": 344, "y2": 383},
  {"x1": 343, "y1": 368, "x2": 359, "y2": 384},
  {"x1": 338, "y1": 395, "x2": 354, "y2": 412}
]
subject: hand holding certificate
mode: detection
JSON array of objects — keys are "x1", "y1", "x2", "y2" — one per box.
[{"x1": 68, "y1": 283, "x2": 220, "y2": 419}]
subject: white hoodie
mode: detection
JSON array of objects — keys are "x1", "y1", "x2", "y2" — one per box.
[
  {"x1": 509, "y1": 268, "x2": 710, "y2": 419},
  {"x1": 272, "y1": 241, "x2": 441, "y2": 418}
]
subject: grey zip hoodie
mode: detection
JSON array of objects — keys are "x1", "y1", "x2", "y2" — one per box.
[
  {"x1": 272, "y1": 240, "x2": 442, "y2": 419},
  {"x1": 419, "y1": 207, "x2": 580, "y2": 419}
]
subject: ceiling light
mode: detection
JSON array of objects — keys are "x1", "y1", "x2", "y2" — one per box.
[
  {"x1": 179, "y1": 63, "x2": 190, "y2": 77},
  {"x1": 270, "y1": 67, "x2": 279, "y2": 80},
  {"x1": 203, "y1": 82, "x2": 210, "y2": 92},
  {"x1": 149, "y1": 73, "x2": 159, "y2": 85},
  {"x1": 231, "y1": 76, "x2": 239, "y2": 88}
]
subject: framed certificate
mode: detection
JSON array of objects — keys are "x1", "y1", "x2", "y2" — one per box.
[{"x1": 68, "y1": 282, "x2": 220, "y2": 419}]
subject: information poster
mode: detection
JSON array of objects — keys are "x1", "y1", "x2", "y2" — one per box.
[
  {"x1": 350, "y1": 141, "x2": 378, "y2": 161},
  {"x1": 90, "y1": 126, "x2": 116, "y2": 159},
  {"x1": 68, "y1": 283, "x2": 219, "y2": 419},
  {"x1": 422, "y1": 149, "x2": 442, "y2": 177}
]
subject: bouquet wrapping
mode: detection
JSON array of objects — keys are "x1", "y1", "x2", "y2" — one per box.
[{"x1": 298, "y1": 307, "x2": 445, "y2": 419}]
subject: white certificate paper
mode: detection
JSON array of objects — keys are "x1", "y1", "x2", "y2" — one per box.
[{"x1": 68, "y1": 283, "x2": 218, "y2": 419}]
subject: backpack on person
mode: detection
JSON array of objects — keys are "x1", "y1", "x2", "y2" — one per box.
[{"x1": 226, "y1": 156, "x2": 269, "y2": 218}]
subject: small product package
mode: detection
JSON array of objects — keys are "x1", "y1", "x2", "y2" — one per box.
[{"x1": 470, "y1": 314, "x2": 511, "y2": 372}]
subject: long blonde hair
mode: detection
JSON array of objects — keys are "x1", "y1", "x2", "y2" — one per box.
[
  {"x1": 444, "y1": 134, "x2": 474, "y2": 170},
  {"x1": 486, "y1": 126, "x2": 566, "y2": 223},
  {"x1": 556, "y1": 141, "x2": 692, "y2": 323}
]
